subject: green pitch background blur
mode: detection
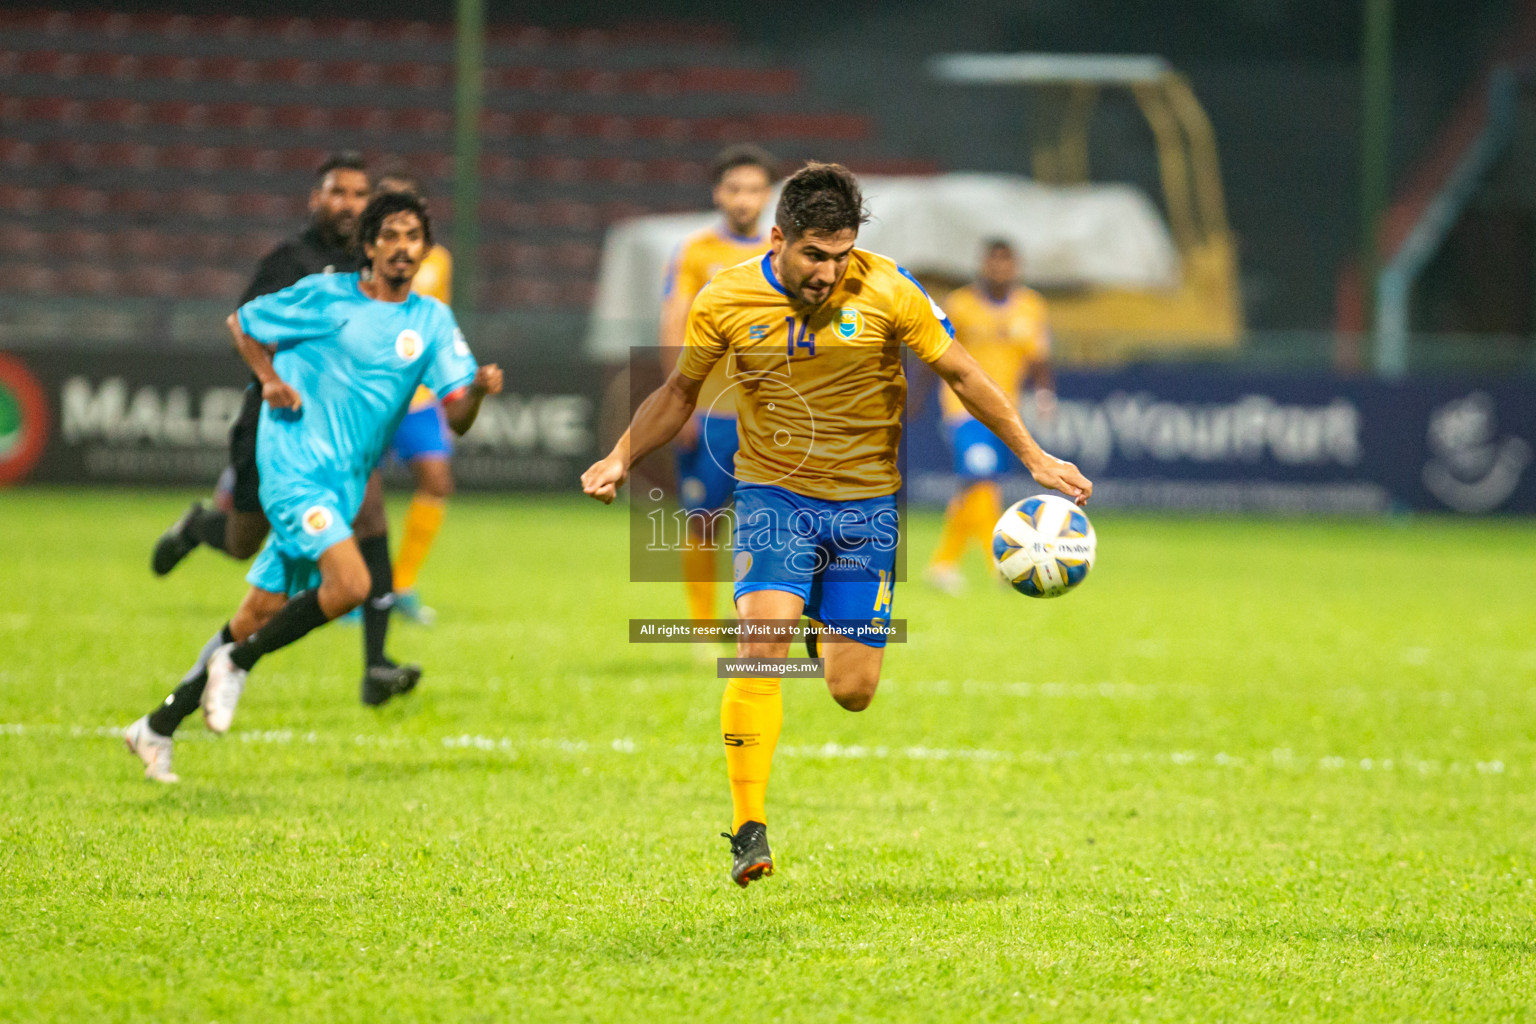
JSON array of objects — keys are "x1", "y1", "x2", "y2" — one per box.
[{"x1": 1, "y1": 490, "x2": 1532, "y2": 1022}]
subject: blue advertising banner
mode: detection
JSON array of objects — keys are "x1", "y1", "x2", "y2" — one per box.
[{"x1": 907, "y1": 366, "x2": 1536, "y2": 514}]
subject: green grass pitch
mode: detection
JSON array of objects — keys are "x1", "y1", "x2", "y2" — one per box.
[{"x1": 1, "y1": 488, "x2": 1533, "y2": 1022}]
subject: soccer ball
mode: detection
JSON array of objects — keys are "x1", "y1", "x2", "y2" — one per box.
[{"x1": 991, "y1": 494, "x2": 1097, "y2": 598}]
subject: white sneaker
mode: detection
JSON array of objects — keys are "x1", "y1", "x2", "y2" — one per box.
[
  {"x1": 124, "y1": 715, "x2": 179, "y2": 783},
  {"x1": 201, "y1": 643, "x2": 247, "y2": 735},
  {"x1": 923, "y1": 565, "x2": 967, "y2": 596}
]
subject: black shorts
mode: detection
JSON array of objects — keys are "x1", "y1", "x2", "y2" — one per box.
[{"x1": 228, "y1": 383, "x2": 263, "y2": 514}]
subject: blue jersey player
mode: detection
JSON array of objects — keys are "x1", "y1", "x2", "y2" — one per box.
[{"x1": 125, "y1": 191, "x2": 502, "y2": 783}]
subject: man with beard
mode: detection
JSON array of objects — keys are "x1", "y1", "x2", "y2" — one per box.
[
  {"x1": 126, "y1": 191, "x2": 503, "y2": 782},
  {"x1": 150, "y1": 152, "x2": 421, "y2": 703}
]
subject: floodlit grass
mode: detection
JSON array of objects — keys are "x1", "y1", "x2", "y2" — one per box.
[{"x1": 1, "y1": 488, "x2": 1533, "y2": 1022}]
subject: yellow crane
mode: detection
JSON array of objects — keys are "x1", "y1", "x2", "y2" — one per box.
[{"x1": 931, "y1": 53, "x2": 1243, "y2": 362}]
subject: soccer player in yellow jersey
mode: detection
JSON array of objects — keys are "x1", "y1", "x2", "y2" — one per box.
[
  {"x1": 927, "y1": 239, "x2": 1056, "y2": 594},
  {"x1": 583, "y1": 163, "x2": 1092, "y2": 887},
  {"x1": 377, "y1": 170, "x2": 456, "y2": 625},
  {"x1": 658, "y1": 145, "x2": 777, "y2": 629}
]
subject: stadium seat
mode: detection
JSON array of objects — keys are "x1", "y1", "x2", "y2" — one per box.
[
  {"x1": 121, "y1": 264, "x2": 182, "y2": 298},
  {"x1": 114, "y1": 229, "x2": 163, "y2": 262},
  {"x1": 266, "y1": 59, "x2": 324, "y2": 88},
  {"x1": 11, "y1": 264, "x2": 59, "y2": 295},
  {"x1": 60, "y1": 263, "x2": 119, "y2": 296},
  {"x1": 0, "y1": 138, "x2": 37, "y2": 169},
  {"x1": 53, "y1": 229, "x2": 110, "y2": 259},
  {"x1": 184, "y1": 266, "x2": 246, "y2": 299},
  {"x1": 90, "y1": 98, "x2": 150, "y2": 129},
  {"x1": 0, "y1": 186, "x2": 45, "y2": 215}
]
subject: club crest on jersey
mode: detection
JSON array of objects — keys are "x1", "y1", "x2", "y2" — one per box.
[
  {"x1": 733, "y1": 551, "x2": 753, "y2": 581},
  {"x1": 452, "y1": 328, "x2": 470, "y2": 357},
  {"x1": 301, "y1": 506, "x2": 334, "y2": 536},
  {"x1": 834, "y1": 307, "x2": 863, "y2": 340},
  {"x1": 395, "y1": 329, "x2": 423, "y2": 361}
]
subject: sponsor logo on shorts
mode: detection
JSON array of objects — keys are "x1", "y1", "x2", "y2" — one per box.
[
  {"x1": 834, "y1": 307, "x2": 863, "y2": 340},
  {"x1": 301, "y1": 505, "x2": 334, "y2": 536},
  {"x1": 396, "y1": 330, "x2": 424, "y2": 361}
]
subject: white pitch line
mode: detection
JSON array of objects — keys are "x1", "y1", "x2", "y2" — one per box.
[{"x1": 0, "y1": 722, "x2": 1515, "y2": 777}]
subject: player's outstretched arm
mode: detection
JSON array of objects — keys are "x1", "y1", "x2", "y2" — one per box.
[
  {"x1": 442, "y1": 365, "x2": 504, "y2": 435},
  {"x1": 227, "y1": 313, "x2": 302, "y2": 412},
  {"x1": 581, "y1": 369, "x2": 703, "y2": 504},
  {"x1": 930, "y1": 342, "x2": 1092, "y2": 505}
]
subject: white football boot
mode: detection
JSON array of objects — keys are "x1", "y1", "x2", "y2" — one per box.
[
  {"x1": 124, "y1": 716, "x2": 179, "y2": 783},
  {"x1": 200, "y1": 643, "x2": 247, "y2": 735}
]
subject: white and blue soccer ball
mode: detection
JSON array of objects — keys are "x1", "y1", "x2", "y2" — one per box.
[{"x1": 991, "y1": 494, "x2": 1097, "y2": 598}]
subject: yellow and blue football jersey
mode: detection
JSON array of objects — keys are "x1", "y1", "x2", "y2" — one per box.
[{"x1": 677, "y1": 248, "x2": 954, "y2": 501}]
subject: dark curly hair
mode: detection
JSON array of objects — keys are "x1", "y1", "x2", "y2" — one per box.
[
  {"x1": 774, "y1": 161, "x2": 868, "y2": 241},
  {"x1": 712, "y1": 143, "x2": 778, "y2": 185},
  {"x1": 355, "y1": 190, "x2": 433, "y2": 257}
]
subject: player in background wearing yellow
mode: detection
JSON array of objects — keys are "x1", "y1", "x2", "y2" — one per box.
[
  {"x1": 658, "y1": 145, "x2": 778, "y2": 631},
  {"x1": 583, "y1": 163, "x2": 1092, "y2": 887},
  {"x1": 375, "y1": 169, "x2": 455, "y2": 625},
  {"x1": 926, "y1": 239, "x2": 1056, "y2": 595}
]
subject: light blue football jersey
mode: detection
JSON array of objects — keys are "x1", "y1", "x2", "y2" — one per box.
[{"x1": 237, "y1": 272, "x2": 477, "y2": 520}]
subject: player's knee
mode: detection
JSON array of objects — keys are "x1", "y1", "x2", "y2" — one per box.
[
  {"x1": 737, "y1": 638, "x2": 792, "y2": 660},
  {"x1": 328, "y1": 570, "x2": 371, "y2": 612},
  {"x1": 827, "y1": 673, "x2": 878, "y2": 712},
  {"x1": 418, "y1": 461, "x2": 453, "y2": 499}
]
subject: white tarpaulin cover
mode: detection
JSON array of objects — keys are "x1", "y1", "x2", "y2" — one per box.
[{"x1": 586, "y1": 172, "x2": 1178, "y2": 358}]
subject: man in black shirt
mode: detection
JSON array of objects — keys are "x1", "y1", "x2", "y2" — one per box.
[{"x1": 151, "y1": 151, "x2": 420, "y2": 703}]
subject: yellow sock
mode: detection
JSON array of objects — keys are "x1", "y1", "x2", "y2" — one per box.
[
  {"x1": 968, "y1": 481, "x2": 1003, "y2": 550},
  {"x1": 681, "y1": 542, "x2": 717, "y2": 622},
  {"x1": 721, "y1": 677, "x2": 782, "y2": 831},
  {"x1": 930, "y1": 490, "x2": 971, "y2": 569},
  {"x1": 393, "y1": 494, "x2": 446, "y2": 592}
]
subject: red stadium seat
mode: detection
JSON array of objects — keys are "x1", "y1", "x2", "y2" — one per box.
[
  {"x1": 18, "y1": 51, "x2": 66, "y2": 76},
  {"x1": 324, "y1": 61, "x2": 384, "y2": 88},
  {"x1": 54, "y1": 229, "x2": 111, "y2": 259},
  {"x1": 272, "y1": 106, "x2": 332, "y2": 134},
  {"x1": 539, "y1": 200, "x2": 601, "y2": 231},
  {"x1": 396, "y1": 109, "x2": 451, "y2": 136},
  {"x1": 184, "y1": 267, "x2": 246, "y2": 299},
  {"x1": 181, "y1": 233, "x2": 232, "y2": 263},
  {"x1": 0, "y1": 186, "x2": 44, "y2": 215},
  {"x1": 232, "y1": 234, "x2": 280, "y2": 263},
  {"x1": 114, "y1": 229, "x2": 162, "y2": 262},
  {"x1": 557, "y1": 280, "x2": 596, "y2": 307},
  {"x1": 121, "y1": 265, "x2": 182, "y2": 298},
  {"x1": 632, "y1": 116, "x2": 692, "y2": 143},
  {"x1": 0, "y1": 223, "x2": 44, "y2": 252},
  {"x1": 90, "y1": 98, "x2": 150, "y2": 130},
  {"x1": 278, "y1": 147, "x2": 328, "y2": 173},
  {"x1": 0, "y1": 138, "x2": 37, "y2": 169},
  {"x1": 480, "y1": 153, "x2": 522, "y2": 181},
  {"x1": 60, "y1": 263, "x2": 119, "y2": 297},
  {"x1": 551, "y1": 241, "x2": 600, "y2": 272},
  {"x1": 266, "y1": 59, "x2": 323, "y2": 88},
  {"x1": 597, "y1": 200, "x2": 648, "y2": 225},
  {"x1": 81, "y1": 51, "x2": 140, "y2": 80},
  {"x1": 47, "y1": 186, "x2": 109, "y2": 217},
  {"x1": 11, "y1": 264, "x2": 59, "y2": 295}
]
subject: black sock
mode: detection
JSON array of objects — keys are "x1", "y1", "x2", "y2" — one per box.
[
  {"x1": 358, "y1": 533, "x2": 394, "y2": 667},
  {"x1": 189, "y1": 506, "x2": 230, "y2": 554},
  {"x1": 229, "y1": 589, "x2": 328, "y2": 672},
  {"x1": 148, "y1": 623, "x2": 234, "y2": 736}
]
